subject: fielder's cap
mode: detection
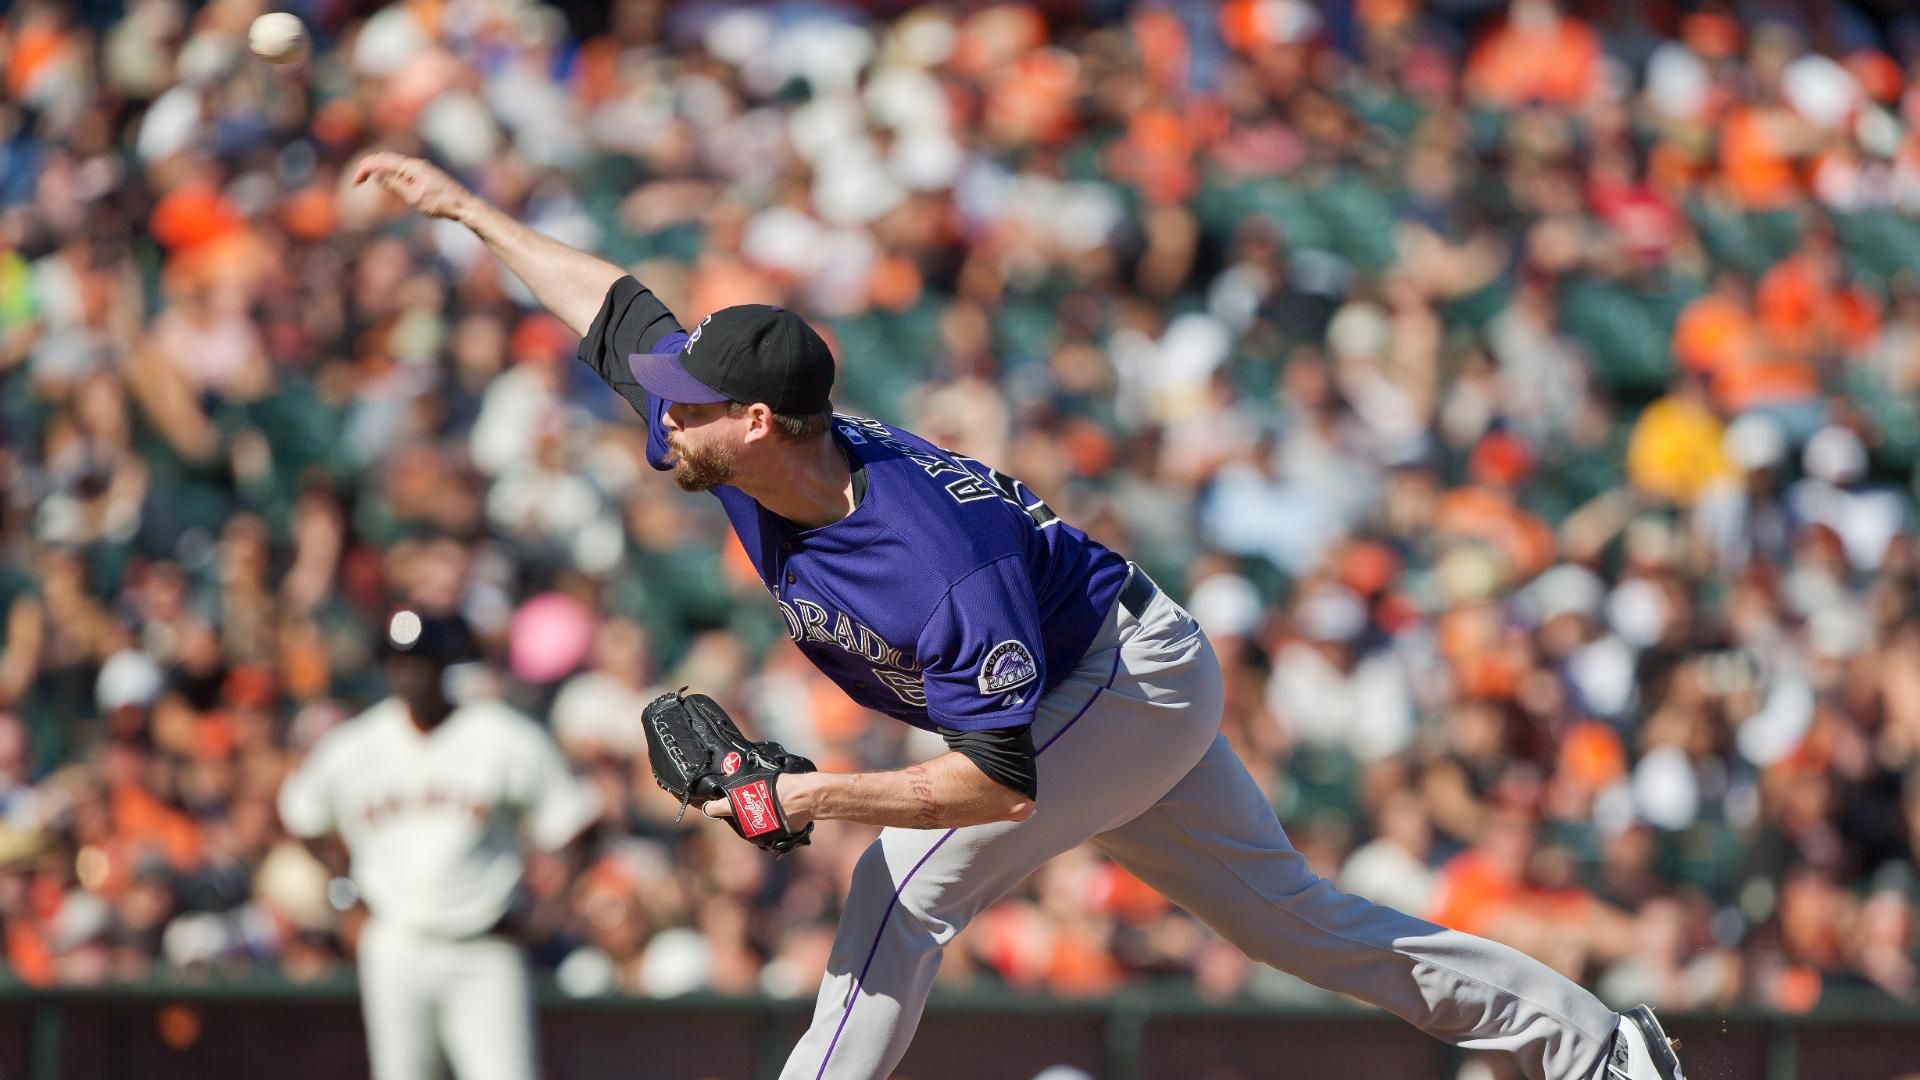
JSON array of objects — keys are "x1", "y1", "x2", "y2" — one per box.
[
  {"x1": 631, "y1": 305, "x2": 834, "y2": 414},
  {"x1": 384, "y1": 608, "x2": 479, "y2": 667}
]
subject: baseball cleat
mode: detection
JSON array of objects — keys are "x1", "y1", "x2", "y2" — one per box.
[{"x1": 1605, "y1": 1005, "x2": 1686, "y2": 1080}]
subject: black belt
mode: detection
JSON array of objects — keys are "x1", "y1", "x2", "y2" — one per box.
[{"x1": 1119, "y1": 563, "x2": 1158, "y2": 618}]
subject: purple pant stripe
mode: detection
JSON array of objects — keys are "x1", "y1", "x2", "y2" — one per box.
[
  {"x1": 813, "y1": 644, "x2": 1125, "y2": 1079},
  {"x1": 1037, "y1": 646, "x2": 1120, "y2": 754}
]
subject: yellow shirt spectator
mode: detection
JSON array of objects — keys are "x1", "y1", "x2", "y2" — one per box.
[{"x1": 1627, "y1": 390, "x2": 1732, "y2": 505}]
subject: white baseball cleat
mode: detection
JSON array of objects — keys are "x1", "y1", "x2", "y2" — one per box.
[{"x1": 1604, "y1": 1005, "x2": 1686, "y2": 1080}]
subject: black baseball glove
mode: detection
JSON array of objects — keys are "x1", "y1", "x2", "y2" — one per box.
[{"x1": 642, "y1": 688, "x2": 816, "y2": 855}]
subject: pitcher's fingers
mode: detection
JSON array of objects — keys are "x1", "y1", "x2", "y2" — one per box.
[
  {"x1": 702, "y1": 799, "x2": 734, "y2": 819},
  {"x1": 351, "y1": 152, "x2": 400, "y2": 185}
]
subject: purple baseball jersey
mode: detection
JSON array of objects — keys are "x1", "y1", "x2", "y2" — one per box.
[{"x1": 581, "y1": 278, "x2": 1130, "y2": 733}]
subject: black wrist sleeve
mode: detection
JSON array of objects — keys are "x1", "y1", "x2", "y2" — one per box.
[{"x1": 939, "y1": 724, "x2": 1038, "y2": 801}]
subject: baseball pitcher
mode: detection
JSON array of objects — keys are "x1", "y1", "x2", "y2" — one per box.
[
  {"x1": 278, "y1": 609, "x2": 601, "y2": 1080},
  {"x1": 351, "y1": 152, "x2": 1686, "y2": 1080}
]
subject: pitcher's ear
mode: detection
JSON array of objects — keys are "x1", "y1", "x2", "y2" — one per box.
[{"x1": 739, "y1": 402, "x2": 777, "y2": 443}]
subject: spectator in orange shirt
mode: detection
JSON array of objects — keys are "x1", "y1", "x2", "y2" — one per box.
[
  {"x1": 1757, "y1": 225, "x2": 1882, "y2": 363},
  {"x1": 147, "y1": 163, "x2": 247, "y2": 255},
  {"x1": 1676, "y1": 269, "x2": 1821, "y2": 420},
  {"x1": 5, "y1": 1, "x2": 73, "y2": 103},
  {"x1": 1675, "y1": 270, "x2": 1761, "y2": 379},
  {"x1": 1719, "y1": 104, "x2": 1810, "y2": 211},
  {"x1": 1465, "y1": 0, "x2": 1602, "y2": 110},
  {"x1": 1433, "y1": 432, "x2": 1556, "y2": 579},
  {"x1": 1717, "y1": 24, "x2": 1824, "y2": 210},
  {"x1": 1431, "y1": 807, "x2": 1631, "y2": 979}
]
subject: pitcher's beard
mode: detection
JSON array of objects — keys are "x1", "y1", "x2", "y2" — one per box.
[{"x1": 670, "y1": 438, "x2": 737, "y2": 492}]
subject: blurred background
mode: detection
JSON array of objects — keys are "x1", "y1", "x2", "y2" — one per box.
[{"x1": 4, "y1": 0, "x2": 1920, "y2": 1076}]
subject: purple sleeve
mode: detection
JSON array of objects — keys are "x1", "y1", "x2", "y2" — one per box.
[{"x1": 915, "y1": 556, "x2": 1046, "y2": 731}]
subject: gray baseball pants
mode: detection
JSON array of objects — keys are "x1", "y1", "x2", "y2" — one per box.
[{"x1": 780, "y1": 578, "x2": 1620, "y2": 1080}]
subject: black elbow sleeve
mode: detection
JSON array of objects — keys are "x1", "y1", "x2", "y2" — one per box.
[
  {"x1": 578, "y1": 276, "x2": 684, "y2": 375},
  {"x1": 939, "y1": 724, "x2": 1038, "y2": 802}
]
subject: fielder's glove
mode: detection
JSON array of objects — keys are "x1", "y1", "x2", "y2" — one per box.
[{"x1": 642, "y1": 688, "x2": 816, "y2": 855}]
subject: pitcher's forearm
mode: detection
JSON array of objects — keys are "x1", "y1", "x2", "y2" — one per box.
[
  {"x1": 454, "y1": 196, "x2": 625, "y2": 336},
  {"x1": 784, "y1": 753, "x2": 1033, "y2": 830},
  {"x1": 354, "y1": 151, "x2": 629, "y2": 335}
]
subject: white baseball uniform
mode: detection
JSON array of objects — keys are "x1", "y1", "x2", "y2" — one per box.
[{"x1": 279, "y1": 696, "x2": 600, "y2": 1080}]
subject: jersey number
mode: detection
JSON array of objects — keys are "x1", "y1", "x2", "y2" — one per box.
[
  {"x1": 871, "y1": 668, "x2": 927, "y2": 707},
  {"x1": 946, "y1": 453, "x2": 1058, "y2": 528}
]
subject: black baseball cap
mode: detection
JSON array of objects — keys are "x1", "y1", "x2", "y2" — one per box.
[
  {"x1": 631, "y1": 305, "x2": 835, "y2": 414},
  {"x1": 383, "y1": 608, "x2": 479, "y2": 668}
]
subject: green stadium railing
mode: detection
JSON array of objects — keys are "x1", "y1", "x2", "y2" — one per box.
[{"x1": 2, "y1": 977, "x2": 1917, "y2": 1080}]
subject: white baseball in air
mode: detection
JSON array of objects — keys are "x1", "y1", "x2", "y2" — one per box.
[
  {"x1": 388, "y1": 610, "x2": 423, "y2": 648},
  {"x1": 248, "y1": 12, "x2": 307, "y2": 63}
]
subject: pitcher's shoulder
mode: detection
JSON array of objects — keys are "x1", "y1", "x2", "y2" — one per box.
[{"x1": 837, "y1": 416, "x2": 1027, "y2": 565}]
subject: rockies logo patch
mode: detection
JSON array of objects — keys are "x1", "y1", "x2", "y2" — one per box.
[{"x1": 977, "y1": 640, "x2": 1038, "y2": 694}]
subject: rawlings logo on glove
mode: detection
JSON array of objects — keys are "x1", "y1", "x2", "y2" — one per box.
[
  {"x1": 729, "y1": 780, "x2": 777, "y2": 837},
  {"x1": 642, "y1": 688, "x2": 816, "y2": 855}
]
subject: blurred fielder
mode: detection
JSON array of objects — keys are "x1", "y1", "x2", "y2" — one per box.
[
  {"x1": 279, "y1": 609, "x2": 600, "y2": 1080},
  {"x1": 351, "y1": 150, "x2": 1686, "y2": 1080}
]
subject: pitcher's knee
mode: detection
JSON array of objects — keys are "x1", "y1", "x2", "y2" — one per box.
[{"x1": 848, "y1": 840, "x2": 957, "y2": 947}]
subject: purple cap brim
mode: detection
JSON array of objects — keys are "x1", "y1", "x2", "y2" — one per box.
[{"x1": 629, "y1": 349, "x2": 730, "y2": 405}]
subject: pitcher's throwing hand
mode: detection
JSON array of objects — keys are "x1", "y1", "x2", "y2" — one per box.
[{"x1": 353, "y1": 152, "x2": 472, "y2": 221}]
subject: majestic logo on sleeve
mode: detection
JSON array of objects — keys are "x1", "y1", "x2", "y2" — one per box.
[{"x1": 978, "y1": 640, "x2": 1038, "y2": 694}]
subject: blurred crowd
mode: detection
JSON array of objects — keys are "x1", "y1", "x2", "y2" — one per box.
[{"x1": 3, "y1": 0, "x2": 1920, "y2": 1022}]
